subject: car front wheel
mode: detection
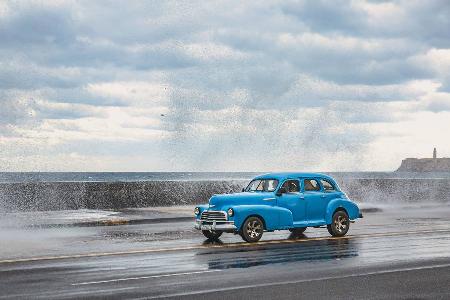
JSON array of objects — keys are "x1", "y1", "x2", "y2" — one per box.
[
  {"x1": 240, "y1": 216, "x2": 264, "y2": 243},
  {"x1": 327, "y1": 210, "x2": 350, "y2": 237},
  {"x1": 202, "y1": 230, "x2": 223, "y2": 240}
]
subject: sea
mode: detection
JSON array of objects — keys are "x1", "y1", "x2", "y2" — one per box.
[{"x1": 1, "y1": 171, "x2": 450, "y2": 183}]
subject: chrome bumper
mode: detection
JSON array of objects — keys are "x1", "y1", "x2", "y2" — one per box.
[{"x1": 194, "y1": 220, "x2": 237, "y2": 232}]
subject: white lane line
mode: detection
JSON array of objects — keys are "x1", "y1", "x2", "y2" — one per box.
[
  {"x1": 71, "y1": 269, "x2": 221, "y2": 286},
  {"x1": 147, "y1": 263, "x2": 450, "y2": 299}
]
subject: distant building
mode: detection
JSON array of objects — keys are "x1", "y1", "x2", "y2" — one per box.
[{"x1": 397, "y1": 148, "x2": 450, "y2": 172}]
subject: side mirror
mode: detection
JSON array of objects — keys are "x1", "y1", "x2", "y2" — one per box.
[{"x1": 276, "y1": 187, "x2": 287, "y2": 197}]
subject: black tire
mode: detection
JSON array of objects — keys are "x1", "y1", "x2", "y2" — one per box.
[
  {"x1": 289, "y1": 227, "x2": 307, "y2": 234},
  {"x1": 240, "y1": 216, "x2": 264, "y2": 243},
  {"x1": 327, "y1": 210, "x2": 350, "y2": 237},
  {"x1": 202, "y1": 230, "x2": 223, "y2": 240}
]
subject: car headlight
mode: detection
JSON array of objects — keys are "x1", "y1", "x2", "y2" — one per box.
[
  {"x1": 194, "y1": 207, "x2": 200, "y2": 215},
  {"x1": 227, "y1": 208, "x2": 234, "y2": 217}
]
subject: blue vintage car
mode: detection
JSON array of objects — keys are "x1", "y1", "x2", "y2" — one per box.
[{"x1": 194, "y1": 172, "x2": 362, "y2": 242}]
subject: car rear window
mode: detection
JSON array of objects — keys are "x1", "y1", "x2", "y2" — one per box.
[
  {"x1": 320, "y1": 179, "x2": 336, "y2": 192},
  {"x1": 304, "y1": 179, "x2": 320, "y2": 191}
]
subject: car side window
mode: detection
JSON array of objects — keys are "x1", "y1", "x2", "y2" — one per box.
[
  {"x1": 247, "y1": 180, "x2": 261, "y2": 191},
  {"x1": 304, "y1": 179, "x2": 320, "y2": 191},
  {"x1": 281, "y1": 180, "x2": 300, "y2": 193},
  {"x1": 320, "y1": 179, "x2": 335, "y2": 192}
]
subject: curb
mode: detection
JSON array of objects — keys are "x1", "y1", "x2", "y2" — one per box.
[
  {"x1": 23, "y1": 216, "x2": 194, "y2": 229},
  {"x1": 360, "y1": 207, "x2": 383, "y2": 213}
]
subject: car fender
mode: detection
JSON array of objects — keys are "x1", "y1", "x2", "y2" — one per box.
[
  {"x1": 231, "y1": 205, "x2": 293, "y2": 231},
  {"x1": 325, "y1": 199, "x2": 360, "y2": 224}
]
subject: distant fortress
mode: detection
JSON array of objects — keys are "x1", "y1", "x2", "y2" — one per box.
[{"x1": 397, "y1": 148, "x2": 450, "y2": 172}]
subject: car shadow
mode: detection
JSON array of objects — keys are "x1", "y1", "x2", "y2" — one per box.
[
  {"x1": 202, "y1": 238, "x2": 224, "y2": 245},
  {"x1": 287, "y1": 232, "x2": 308, "y2": 240}
]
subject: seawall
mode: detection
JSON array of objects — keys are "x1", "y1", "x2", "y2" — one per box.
[{"x1": 0, "y1": 179, "x2": 449, "y2": 212}]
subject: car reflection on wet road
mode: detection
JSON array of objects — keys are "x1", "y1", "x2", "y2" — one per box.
[
  {"x1": 0, "y1": 206, "x2": 450, "y2": 299},
  {"x1": 197, "y1": 237, "x2": 358, "y2": 270}
]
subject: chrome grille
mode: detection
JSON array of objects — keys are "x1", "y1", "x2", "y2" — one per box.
[{"x1": 201, "y1": 211, "x2": 227, "y2": 222}]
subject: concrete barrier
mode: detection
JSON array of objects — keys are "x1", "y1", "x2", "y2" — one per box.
[
  {"x1": 0, "y1": 178, "x2": 449, "y2": 212},
  {"x1": 0, "y1": 181, "x2": 244, "y2": 212}
]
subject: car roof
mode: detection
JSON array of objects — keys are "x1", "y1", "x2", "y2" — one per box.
[{"x1": 253, "y1": 172, "x2": 336, "y2": 182}]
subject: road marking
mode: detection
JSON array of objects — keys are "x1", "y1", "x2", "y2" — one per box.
[
  {"x1": 0, "y1": 228, "x2": 449, "y2": 265},
  {"x1": 71, "y1": 270, "x2": 221, "y2": 286},
  {"x1": 147, "y1": 263, "x2": 450, "y2": 299}
]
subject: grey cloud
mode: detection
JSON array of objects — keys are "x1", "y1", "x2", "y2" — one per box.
[
  {"x1": 167, "y1": 61, "x2": 298, "y2": 111},
  {"x1": 0, "y1": 59, "x2": 78, "y2": 90},
  {"x1": 74, "y1": 1, "x2": 202, "y2": 44},
  {"x1": 45, "y1": 88, "x2": 128, "y2": 107},
  {"x1": 425, "y1": 96, "x2": 450, "y2": 112},
  {"x1": 327, "y1": 101, "x2": 396, "y2": 123},
  {"x1": 0, "y1": 94, "x2": 37, "y2": 136},
  {"x1": 34, "y1": 104, "x2": 104, "y2": 120},
  {"x1": 438, "y1": 76, "x2": 450, "y2": 93},
  {"x1": 0, "y1": 90, "x2": 103, "y2": 138},
  {"x1": 282, "y1": 0, "x2": 450, "y2": 48},
  {"x1": 439, "y1": 84, "x2": 450, "y2": 94},
  {"x1": 281, "y1": 0, "x2": 367, "y2": 34},
  {"x1": 0, "y1": 2, "x2": 197, "y2": 71},
  {"x1": 4, "y1": 36, "x2": 196, "y2": 71},
  {"x1": 397, "y1": 0, "x2": 450, "y2": 48},
  {"x1": 283, "y1": 48, "x2": 432, "y2": 85},
  {"x1": 0, "y1": 4, "x2": 76, "y2": 47},
  {"x1": 214, "y1": 28, "x2": 431, "y2": 86},
  {"x1": 0, "y1": 98, "x2": 34, "y2": 126}
]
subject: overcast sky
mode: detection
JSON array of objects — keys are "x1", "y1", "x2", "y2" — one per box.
[{"x1": 1, "y1": 0, "x2": 450, "y2": 172}]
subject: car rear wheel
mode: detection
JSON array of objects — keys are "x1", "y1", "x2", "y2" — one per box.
[
  {"x1": 240, "y1": 216, "x2": 264, "y2": 243},
  {"x1": 289, "y1": 227, "x2": 307, "y2": 234},
  {"x1": 202, "y1": 230, "x2": 223, "y2": 240},
  {"x1": 327, "y1": 210, "x2": 350, "y2": 237}
]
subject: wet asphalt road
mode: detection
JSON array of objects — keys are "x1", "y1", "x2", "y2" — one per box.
[{"x1": 1, "y1": 206, "x2": 450, "y2": 299}]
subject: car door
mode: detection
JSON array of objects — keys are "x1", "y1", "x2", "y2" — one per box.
[
  {"x1": 276, "y1": 179, "x2": 307, "y2": 225},
  {"x1": 303, "y1": 178, "x2": 327, "y2": 224}
]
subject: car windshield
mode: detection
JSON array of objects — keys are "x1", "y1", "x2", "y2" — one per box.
[{"x1": 245, "y1": 179, "x2": 279, "y2": 192}]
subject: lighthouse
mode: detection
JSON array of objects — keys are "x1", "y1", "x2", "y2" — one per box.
[{"x1": 433, "y1": 148, "x2": 437, "y2": 159}]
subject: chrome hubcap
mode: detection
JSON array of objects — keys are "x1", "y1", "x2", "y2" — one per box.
[
  {"x1": 334, "y1": 215, "x2": 348, "y2": 233},
  {"x1": 246, "y1": 220, "x2": 262, "y2": 238}
]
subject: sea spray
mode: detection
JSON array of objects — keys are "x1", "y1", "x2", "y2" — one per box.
[{"x1": 0, "y1": 179, "x2": 449, "y2": 212}]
